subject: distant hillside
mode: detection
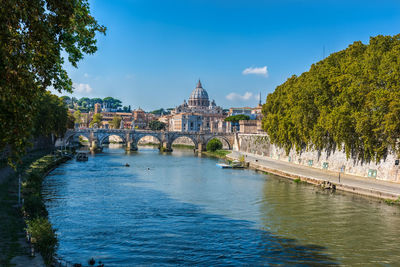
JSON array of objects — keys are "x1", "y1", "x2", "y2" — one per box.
[{"x1": 262, "y1": 34, "x2": 400, "y2": 162}]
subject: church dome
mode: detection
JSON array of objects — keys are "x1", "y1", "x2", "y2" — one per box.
[{"x1": 188, "y1": 80, "x2": 209, "y2": 107}]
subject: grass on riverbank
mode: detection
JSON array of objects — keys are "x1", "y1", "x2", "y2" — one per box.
[
  {"x1": 384, "y1": 197, "x2": 400, "y2": 205},
  {"x1": 172, "y1": 144, "x2": 195, "y2": 149},
  {"x1": 202, "y1": 150, "x2": 231, "y2": 159},
  {"x1": 22, "y1": 154, "x2": 69, "y2": 265},
  {"x1": 0, "y1": 150, "x2": 50, "y2": 266},
  {"x1": 137, "y1": 142, "x2": 160, "y2": 147}
]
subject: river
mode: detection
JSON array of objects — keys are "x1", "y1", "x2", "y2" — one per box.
[{"x1": 42, "y1": 145, "x2": 400, "y2": 266}]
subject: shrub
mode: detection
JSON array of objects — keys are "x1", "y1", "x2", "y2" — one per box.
[
  {"x1": 27, "y1": 217, "x2": 58, "y2": 265},
  {"x1": 23, "y1": 194, "x2": 48, "y2": 218},
  {"x1": 206, "y1": 139, "x2": 223, "y2": 152}
]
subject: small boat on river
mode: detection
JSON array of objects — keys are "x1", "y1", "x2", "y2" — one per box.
[
  {"x1": 76, "y1": 150, "x2": 89, "y2": 161},
  {"x1": 216, "y1": 160, "x2": 244, "y2": 169}
]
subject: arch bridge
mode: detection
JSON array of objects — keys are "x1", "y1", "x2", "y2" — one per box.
[{"x1": 60, "y1": 129, "x2": 235, "y2": 152}]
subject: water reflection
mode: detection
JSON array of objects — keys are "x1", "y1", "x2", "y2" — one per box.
[{"x1": 42, "y1": 145, "x2": 400, "y2": 266}]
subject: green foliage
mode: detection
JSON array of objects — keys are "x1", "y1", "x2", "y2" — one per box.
[
  {"x1": 224, "y1": 114, "x2": 250, "y2": 123},
  {"x1": 23, "y1": 194, "x2": 48, "y2": 218},
  {"x1": 111, "y1": 115, "x2": 122, "y2": 129},
  {"x1": 149, "y1": 120, "x2": 166, "y2": 131},
  {"x1": 79, "y1": 136, "x2": 88, "y2": 143},
  {"x1": 206, "y1": 138, "x2": 223, "y2": 152},
  {"x1": 33, "y1": 92, "x2": 69, "y2": 138},
  {"x1": 90, "y1": 113, "x2": 103, "y2": 128},
  {"x1": 26, "y1": 217, "x2": 58, "y2": 265},
  {"x1": 150, "y1": 108, "x2": 169, "y2": 115},
  {"x1": 67, "y1": 113, "x2": 75, "y2": 129},
  {"x1": 20, "y1": 154, "x2": 68, "y2": 265},
  {"x1": 103, "y1": 96, "x2": 122, "y2": 110},
  {"x1": 0, "y1": 0, "x2": 106, "y2": 166},
  {"x1": 262, "y1": 34, "x2": 400, "y2": 162},
  {"x1": 384, "y1": 197, "x2": 400, "y2": 205},
  {"x1": 203, "y1": 149, "x2": 230, "y2": 158},
  {"x1": 73, "y1": 110, "x2": 82, "y2": 123}
]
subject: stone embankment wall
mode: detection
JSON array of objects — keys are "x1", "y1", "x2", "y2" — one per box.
[
  {"x1": 1, "y1": 136, "x2": 54, "y2": 161},
  {"x1": 235, "y1": 134, "x2": 399, "y2": 182}
]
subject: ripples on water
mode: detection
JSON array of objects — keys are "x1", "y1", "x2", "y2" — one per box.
[{"x1": 42, "y1": 146, "x2": 400, "y2": 266}]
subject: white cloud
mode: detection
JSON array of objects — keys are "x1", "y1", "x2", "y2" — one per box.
[
  {"x1": 242, "y1": 66, "x2": 268, "y2": 77},
  {"x1": 83, "y1": 73, "x2": 89, "y2": 78},
  {"x1": 226, "y1": 92, "x2": 255, "y2": 101},
  {"x1": 73, "y1": 83, "x2": 93, "y2": 94}
]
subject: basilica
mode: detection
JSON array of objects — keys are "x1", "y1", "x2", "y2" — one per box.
[
  {"x1": 169, "y1": 80, "x2": 229, "y2": 132},
  {"x1": 171, "y1": 80, "x2": 223, "y2": 115}
]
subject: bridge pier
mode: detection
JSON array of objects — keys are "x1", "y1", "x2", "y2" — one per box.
[
  {"x1": 126, "y1": 141, "x2": 138, "y2": 151},
  {"x1": 161, "y1": 142, "x2": 173, "y2": 152},
  {"x1": 90, "y1": 139, "x2": 101, "y2": 152},
  {"x1": 197, "y1": 142, "x2": 206, "y2": 153}
]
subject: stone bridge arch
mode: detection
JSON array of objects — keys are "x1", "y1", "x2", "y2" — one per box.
[
  {"x1": 134, "y1": 132, "x2": 163, "y2": 144},
  {"x1": 64, "y1": 131, "x2": 91, "y2": 146},
  {"x1": 98, "y1": 133, "x2": 127, "y2": 146},
  {"x1": 168, "y1": 133, "x2": 199, "y2": 149}
]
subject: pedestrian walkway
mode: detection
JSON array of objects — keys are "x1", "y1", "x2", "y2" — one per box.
[{"x1": 228, "y1": 151, "x2": 400, "y2": 201}]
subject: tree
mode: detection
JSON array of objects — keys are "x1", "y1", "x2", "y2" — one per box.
[
  {"x1": 73, "y1": 110, "x2": 82, "y2": 125},
  {"x1": 262, "y1": 34, "x2": 400, "y2": 162},
  {"x1": 150, "y1": 108, "x2": 168, "y2": 115},
  {"x1": 32, "y1": 92, "x2": 69, "y2": 138},
  {"x1": 60, "y1": 96, "x2": 71, "y2": 104},
  {"x1": 0, "y1": 0, "x2": 106, "y2": 165},
  {"x1": 149, "y1": 120, "x2": 166, "y2": 131},
  {"x1": 90, "y1": 114, "x2": 103, "y2": 128},
  {"x1": 224, "y1": 114, "x2": 250, "y2": 123},
  {"x1": 67, "y1": 113, "x2": 75, "y2": 129},
  {"x1": 207, "y1": 138, "x2": 223, "y2": 152},
  {"x1": 103, "y1": 97, "x2": 122, "y2": 110},
  {"x1": 91, "y1": 98, "x2": 103, "y2": 107},
  {"x1": 111, "y1": 116, "x2": 122, "y2": 129}
]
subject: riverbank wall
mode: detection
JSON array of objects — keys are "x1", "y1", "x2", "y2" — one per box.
[
  {"x1": 227, "y1": 151, "x2": 400, "y2": 201},
  {"x1": 234, "y1": 133, "x2": 399, "y2": 183},
  {"x1": 0, "y1": 136, "x2": 55, "y2": 163}
]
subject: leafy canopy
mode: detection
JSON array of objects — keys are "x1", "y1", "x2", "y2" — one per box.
[
  {"x1": 206, "y1": 138, "x2": 223, "y2": 152},
  {"x1": 111, "y1": 116, "x2": 122, "y2": 129},
  {"x1": 90, "y1": 113, "x2": 102, "y2": 128},
  {"x1": 0, "y1": 0, "x2": 106, "y2": 165},
  {"x1": 149, "y1": 120, "x2": 166, "y2": 131},
  {"x1": 262, "y1": 34, "x2": 400, "y2": 162},
  {"x1": 224, "y1": 114, "x2": 250, "y2": 123}
]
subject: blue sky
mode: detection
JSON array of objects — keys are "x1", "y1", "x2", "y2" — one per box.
[{"x1": 60, "y1": 0, "x2": 400, "y2": 110}]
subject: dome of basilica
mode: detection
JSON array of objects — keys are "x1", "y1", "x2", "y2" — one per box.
[{"x1": 189, "y1": 80, "x2": 209, "y2": 107}]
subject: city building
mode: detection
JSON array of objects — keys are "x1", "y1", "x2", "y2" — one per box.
[{"x1": 169, "y1": 80, "x2": 229, "y2": 132}]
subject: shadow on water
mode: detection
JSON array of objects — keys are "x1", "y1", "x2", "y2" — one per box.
[{"x1": 44, "y1": 181, "x2": 337, "y2": 266}]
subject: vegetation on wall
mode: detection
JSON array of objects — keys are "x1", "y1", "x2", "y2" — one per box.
[{"x1": 262, "y1": 34, "x2": 400, "y2": 162}]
